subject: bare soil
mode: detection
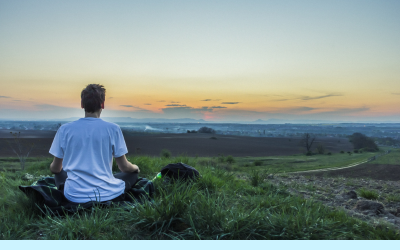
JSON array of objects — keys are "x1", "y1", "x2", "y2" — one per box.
[
  {"x1": 264, "y1": 173, "x2": 400, "y2": 231},
  {"x1": 0, "y1": 130, "x2": 353, "y2": 157}
]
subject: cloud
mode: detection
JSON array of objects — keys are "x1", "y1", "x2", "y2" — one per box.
[
  {"x1": 201, "y1": 99, "x2": 222, "y2": 101},
  {"x1": 170, "y1": 101, "x2": 180, "y2": 103},
  {"x1": 300, "y1": 94, "x2": 342, "y2": 101},
  {"x1": 203, "y1": 105, "x2": 371, "y2": 122},
  {"x1": 13, "y1": 100, "x2": 21, "y2": 101},
  {"x1": 161, "y1": 106, "x2": 213, "y2": 118},
  {"x1": 0, "y1": 104, "x2": 83, "y2": 120},
  {"x1": 120, "y1": 105, "x2": 149, "y2": 112},
  {"x1": 392, "y1": 93, "x2": 400, "y2": 95},
  {"x1": 157, "y1": 100, "x2": 166, "y2": 102},
  {"x1": 108, "y1": 97, "x2": 113, "y2": 99},
  {"x1": 320, "y1": 107, "x2": 370, "y2": 115},
  {"x1": 210, "y1": 106, "x2": 227, "y2": 109},
  {"x1": 272, "y1": 93, "x2": 342, "y2": 102},
  {"x1": 0, "y1": 96, "x2": 10, "y2": 98},
  {"x1": 144, "y1": 103, "x2": 152, "y2": 105},
  {"x1": 221, "y1": 102, "x2": 240, "y2": 104},
  {"x1": 166, "y1": 104, "x2": 187, "y2": 107},
  {"x1": 282, "y1": 107, "x2": 317, "y2": 113}
]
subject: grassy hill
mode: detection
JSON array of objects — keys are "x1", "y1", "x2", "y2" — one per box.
[{"x1": 0, "y1": 152, "x2": 399, "y2": 239}]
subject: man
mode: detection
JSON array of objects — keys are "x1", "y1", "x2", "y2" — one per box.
[{"x1": 49, "y1": 84, "x2": 139, "y2": 203}]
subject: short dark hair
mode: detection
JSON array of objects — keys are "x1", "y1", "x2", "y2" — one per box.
[{"x1": 81, "y1": 84, "x2": 106, "y2": 113}]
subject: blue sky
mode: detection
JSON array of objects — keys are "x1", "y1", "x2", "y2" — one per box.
[{"x1": 1, "y1": 0, "x2": 399, "y2": 122}]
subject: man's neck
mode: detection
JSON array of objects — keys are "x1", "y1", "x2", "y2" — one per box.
[{"x1": 84, "y1": 110, "x2": 101, "y2": 118}]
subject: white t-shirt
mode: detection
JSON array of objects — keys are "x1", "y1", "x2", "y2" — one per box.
[{"x1": 49, "y1": 117, "x2": 127, "y2": 203}]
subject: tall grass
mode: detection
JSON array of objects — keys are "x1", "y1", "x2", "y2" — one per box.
[
  {"x1": 0, "y1": 156, "x2": 399, "y2": 240},
  {"x1": 357, "y1": 188, "x2": 379, "y2": 200}
]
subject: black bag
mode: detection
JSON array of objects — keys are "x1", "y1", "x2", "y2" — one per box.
[
  {"x1": 160, "y1": 163, "x2": 200, "y2": 181},
  {"x1": 126, "y1": 177, "x2": 155, "y2": 202}
]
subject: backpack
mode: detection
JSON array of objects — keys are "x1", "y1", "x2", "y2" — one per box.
[{"x1": 160, "y1": 163, "x2": 200, "y2": 181}]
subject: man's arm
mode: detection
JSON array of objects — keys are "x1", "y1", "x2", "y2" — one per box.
[
  {"x1": 50, "y1": 157, "x2": 63, "y2": 174},
  {"x1": 115, "y1": 155, "x2": 140, "y2": 173}
]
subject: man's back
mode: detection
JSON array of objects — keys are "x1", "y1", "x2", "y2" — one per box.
[{"x1": 50, "y1": 118, "x2": 127, "y2": 203}]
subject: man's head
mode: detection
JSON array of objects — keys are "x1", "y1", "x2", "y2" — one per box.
[{"x1": 81, "y1": 84, "x2": 106, "y2": 113}]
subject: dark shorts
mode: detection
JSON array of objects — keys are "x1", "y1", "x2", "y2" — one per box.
[{"x1": 54, "y1": 170, "x2": 139, "y2": 201}]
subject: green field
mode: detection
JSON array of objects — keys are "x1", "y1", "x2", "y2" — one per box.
[
  {"x1": 367, "y1": 148, "x2": 400, "y2": 165},
  {"x1": 203, "y1": 151, "x2": 379, "y2": 174},
  {"x1": 0, "y1": 152, "x2": 399, "y2": 239}
]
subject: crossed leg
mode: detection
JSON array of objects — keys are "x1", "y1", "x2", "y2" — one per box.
[{"x1": 54, "y1": 169, "x2": 138, "y2": 192}]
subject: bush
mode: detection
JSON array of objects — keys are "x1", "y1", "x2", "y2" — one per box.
[
  {"x1": 327, "y1": 152, "x2": 332, "y2": 155},
  {"x1": 217, "y1": 154, "x2": 225, "y2": 163},
  {"x1": 347, "y1": 151, "x2": 352, "y2": 156},
  {"x1": 386, "y1": 194, "x2": 400, "y2": 202},
  {"x1": 340, "y1": 151, "x2": 344, "y2": 154},
  {"x1": 254, "y1": 160, "x2": 263, "y2": 166},
  {"x1": 226, "y1": 155, "x2": 235, "y2": 164},
  {"x1": 250, "y1": 170, "x2": 265, "y2": 187},
  {"x1": 354, "y1": 149, "x2": 359, "y2": 153},
  {"x1": 161, "y1": 149, "x2": 171, "y2": 158},
  {"x1": 218, "y1": 163, "x2": 233, "y2": 171},
  {"x1": 210, "y1": 136, "x2": 217, "y2": 140},
  {"x1": 240, "y1": 163, "x2": 251, "y2": 167},
  {"x1": 306, "y1": 151, "x2": 313, "y2": 156},
  {"x1": 316, "y1": 144, "x2": 325, "y2": 154},
  {"x1": 358, "y1": 188, "x2": 379, "y2": 200},
  {"x1": 198, "y1": 127, "x2": 216, "y2": 134}
]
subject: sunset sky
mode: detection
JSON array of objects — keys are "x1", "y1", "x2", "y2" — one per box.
[{"x1": 1, "y1": 0, "x2": 399, "y2": 122}]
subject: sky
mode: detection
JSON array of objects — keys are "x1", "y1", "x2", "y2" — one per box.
[{"x1": 1, "y1": 0, "x2": 399, "y2": 122}]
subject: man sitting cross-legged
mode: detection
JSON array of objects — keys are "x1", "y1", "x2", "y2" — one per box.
[{"x1": 49, "y1": 84, "x2": 139, "y2": 203}]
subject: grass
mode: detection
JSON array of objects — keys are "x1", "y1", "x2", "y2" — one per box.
[
  {"x1": 161, "y1": 149, "x2": 172, "y2": 159},
  {"x1": 367, "y1": 148, "x2": 400, "y2": 165},
  {"x1": 253, "y1": 159, "x2": 263, "y2": 166},
  {"x1": 0, "y1": 155, "x2": 399, "y2": 239},
  {"x1": 357, "y1": 188, "x2": 379, "y2": 200},
  {"x1": 385, "y1": 194, "x2": 400, "y2": 203},
  {"x1": 226, "y1": 155, "x2": 235, "y2": 164},
  {"x1": 224, "y1": 151, "x2": 378, "y2": 174},
  {"x1": 249, "y1": 170, "x2": 266, "y2": 187}
]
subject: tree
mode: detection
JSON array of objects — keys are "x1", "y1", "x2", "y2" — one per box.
[
  {"x1": 198, "y1": 127, "x2": 216, "y2": 134},
  {"x1": 300, "y1": 133, "x2": 316, "y2": 154},
  {"x1": 349, "y1": 133, "x2": 378, "y2": 152}
]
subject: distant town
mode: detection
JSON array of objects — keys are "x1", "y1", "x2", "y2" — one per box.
[{"x1": 1, "y1": 119, "x2": 399, "y2": 147}]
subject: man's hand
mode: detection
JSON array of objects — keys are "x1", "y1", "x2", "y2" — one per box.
[
  {"x1": 115, "y1": 155, "x2": 140, "y2": 173},
  {"x1": 50, "y1": 157, "x2": 63, "y2": 174}
]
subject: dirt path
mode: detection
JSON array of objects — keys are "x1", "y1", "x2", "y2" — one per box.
[
  {"x1": 292, "y1": 151, "x2": 391, "y2": 175},
  {"x1": 302, "y1": 164, "x2": 400, "y2": 181}
]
